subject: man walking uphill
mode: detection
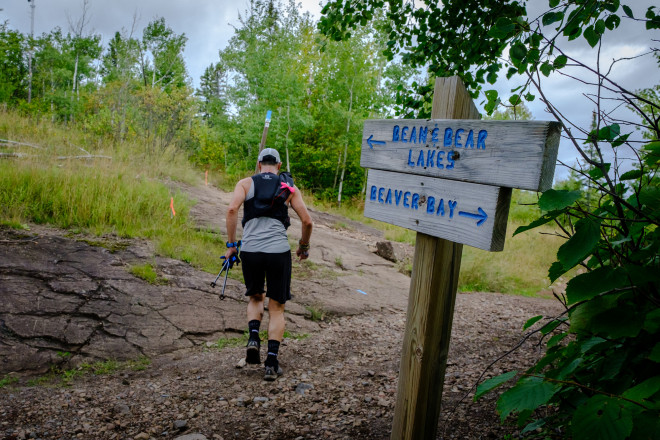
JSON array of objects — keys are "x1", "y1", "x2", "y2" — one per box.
[{"x1": 224, "y1": 148, "x2": 313, "y2": 381}]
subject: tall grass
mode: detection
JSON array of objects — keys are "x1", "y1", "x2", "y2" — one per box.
[
  {"x1": 459, "y1": 225, "x2": 565, "y2": 296},
  {"x1": 0, "y1": 110, "x2": 225, "y2": 273}
]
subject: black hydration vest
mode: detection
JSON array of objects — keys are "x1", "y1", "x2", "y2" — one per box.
[{"x1": 242, "y1": 172, "x2": 294, "y2": 229}]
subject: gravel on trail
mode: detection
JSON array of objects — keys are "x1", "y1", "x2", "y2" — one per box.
[
  {"x1": 1, "y1": 181, "x2": 564, "y2": 439},
  {"x1": 1, "y1": 291, "x2": 561, "y2": 440}
]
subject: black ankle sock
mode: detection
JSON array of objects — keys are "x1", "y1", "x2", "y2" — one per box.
[
  {"x1": 265, "y1": 339, "x2": 280, "y2": 367},
  {"x1": 248, "y1": 320, "x2": 261, "y2": 342}
]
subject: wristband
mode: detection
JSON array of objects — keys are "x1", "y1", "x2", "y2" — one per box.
[
  {"x1": 298, "y1": 240, "x2": 310, "y2": 251},
  {"x1": 226, "y1": 241, "x2": 238, "y2": 248}
]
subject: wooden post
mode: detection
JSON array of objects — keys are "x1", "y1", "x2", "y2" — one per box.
[
  {"x1": 391, "y1": 76, "x2": 479, "y2": 440},
  {"x1": 255, "y1": 110, "x2": 272, "y2": 172}
]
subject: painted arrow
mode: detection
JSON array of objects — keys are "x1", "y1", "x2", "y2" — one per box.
[
  {"x1": 458, "y1": 207, "x2": 488, "y2": 226},
  {"x1": 367, "y1": 134, "x2": 386, "y2": 149}
]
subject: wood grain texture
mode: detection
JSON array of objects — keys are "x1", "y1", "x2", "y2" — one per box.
[
  {"x1": 361, "y1": 119, "x2": 561, "y2": 192},
  {"x1": 391, "y1": 76, "x2": 474, "y2": 440},
  {"x1": 391, "y1": 233, "x2": 463, "y2": 440},
  {"x1": 365, "y1": 169, "x2": 511, "y2": 251}
]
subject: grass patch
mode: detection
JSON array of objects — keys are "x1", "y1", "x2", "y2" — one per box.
[
  {"x1": 284, "y1": 330, "x2": 309, "y2": 340},
  {"x1": 74, "y1": 236, "x2": 131, "y2": 253},
  {"x1": 214, "y1": 333, "x2": 249, "y2": 350},
  {"x1": 306, "y1": 305, "x2": 326, "y2": 322},
  {"x1": 0, "y1": 219, "x2": 30, "y2": 230},
  {"x1": 0, "y1": 375, "x2": 19, "y2": 388},
  {"x1": 213, "y1": 330, "x2": 308, "y2": 350},
  {"x1": 129, "y1": 263, "x2": 167, "y2": 285},
  {"x1": 293, "y1": 259, "x2": 338, "y2": 281},
  {"x1": 26, "y1": 356, "x2": 152, "y2": 387}
]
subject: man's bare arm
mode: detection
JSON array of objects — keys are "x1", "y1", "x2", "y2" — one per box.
[
  {"x1": 290, "y1": 188, "x2": 313, "y2": 259},
  {"x1": 225, "y1": 178, "x2": 249, "y2": 259}
]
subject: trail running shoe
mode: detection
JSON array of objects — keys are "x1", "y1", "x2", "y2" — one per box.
[
  {"x1": 246, "y1": 339, "x2": 261, "y2": 364},
  {"x1": 263, "y1": 364, "x2": 283, "y2": 381}
]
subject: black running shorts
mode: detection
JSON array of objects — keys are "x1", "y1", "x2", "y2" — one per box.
[{"x1": 240, "y1": 251, "x2": 292, "y2": 304}]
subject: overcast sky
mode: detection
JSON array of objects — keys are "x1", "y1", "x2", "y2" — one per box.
[{"x1": 2, "y1": 0, "x2": 658, "y2": 180}]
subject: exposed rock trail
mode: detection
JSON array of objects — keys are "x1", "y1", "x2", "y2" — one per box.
[{"x1": 0, "y1": 180, "x2": 563, "y2": 439}]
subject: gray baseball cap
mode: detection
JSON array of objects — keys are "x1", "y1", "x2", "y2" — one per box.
[{"x1": 258, "y1": 147, "x2": 281, "y2": 163}]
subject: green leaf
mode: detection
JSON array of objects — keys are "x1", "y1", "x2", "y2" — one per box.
[
  {"x1": 488, "y1": 17, "x2": 516, "y2": 39},
  {"x1": 524, "y1": 92, "x2": 535, "y2": 101},
  {"x1": 588, "y1": 163, "x2": 611, "y2": 180},
  {"x1": 611, "y1": 133, "x2": 630, "y2": 147},
  {"x1": 548, "y1": 261, "x2": 565, "y2": 283},
  {"x1": 598, "y1": 123, "x2": 621, "y2": 140},
  {"x1": 510, "y1": 42, "x2": 527, "y2": 61},
  {"x1": 595, "y1": 19, "x2": 606, "y2": 35},
  {"x1": 553, "y1": 54, "x2": 568, "y2": 69},
  {"x1": 546, "y1": 332, "x2": 568, "y2": 348},
  {"x1": 572, "y1": 396, "x2": 633, "y2": 440},
  {"x1": 539, "y1": 189, "x2": 581, "y2": 211},
  {"x1": 557, "y1": 218, "x2": 601, "y2": 272},
  {"x1": 475, "y1": 371, "x2": 518, "y2": 401},
  {"x1": 540, "y1": 319, "x2": 563, "y2": 335},
  {"x1": 639, "y1": 186, "x2": 660, "y2": 217},
  {"x1": 631, "y1": 413, "x2": 660, "y2": 439},
  {"x1": 644, "y1": 309, "x2": 660, "y2": 333},
  {"x1": 649, "y1": 343, "x2": 660, "y2": 362},
  {"x1": 497, "y1": 376, "x2": 560, "y2": 421},
  {"x1": 622, "y1": 5, "x2": 634, "y2": 18},
  {"x1": 509, "y1": 94, "x2": 521, "y2": 106},
  {"x1": 542, "y1": 11, "x2": 564, "y2": 26},
  {"x1": 623, "y1": 376, "x2": 660, "y2": 402},
  {"x1": 513, "y1": 209, "x2": 563, "y2": 236},
  {"x1": 565, "y1": 267, "x2": 629, "y2": 305},
  {"x1": 523, "y1": 315, "x2": 544, "y2": 330},
  {"x1": 642, "y1": 140, "x2": 660, "y2": 166},
  {"x1": 484, "y1": 89, "x2": 499, "y2": 101},
  {"x1": 556, "y1": 357, "x2": 582, "y2": 380},
  {"x1": 619, "y1": 169, "x2": 642, "y2": 180},
  {"x1": 540, "y1": 61, "x2": 552, "y2": 76},
  {"x1": 579, "y1": 336, "x2": 607, "y2": 354},
  {"x1": 583, "y1": 25, "x2": 600, "y2": 47},
  {"x1": 520, "y1": 419, "x2": 546, "y2": 435},
  {"x1": 590, "y1": 301, "x2": 644, "y2": 339},
  {"x1": 605, "y1": 14, "x2": 621, "y2": 30}
]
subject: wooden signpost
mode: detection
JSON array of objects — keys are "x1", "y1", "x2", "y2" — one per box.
[{"x1": 359, "y1": 76, "x2": 561, "y2": 440}]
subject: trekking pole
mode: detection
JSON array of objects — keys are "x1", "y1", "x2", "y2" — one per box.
[
  {"x1": 210, "y1": 242, "x2": 241, "y2": 300},
  {"x1": 210, "y1": 258, "x2": 231, "y2": 300}
]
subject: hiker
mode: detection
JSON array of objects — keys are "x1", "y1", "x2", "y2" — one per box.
[{"x1": 224, "y1": 147, "x2": 313, "y2": 381}]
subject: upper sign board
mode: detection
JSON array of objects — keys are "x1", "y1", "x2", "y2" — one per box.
[
  {"x1": 361, "y1": 119, "x2": 561, "y2": 192},
  {"x1": 365, "y1": 169, "x2": 512, "y2": 251}
]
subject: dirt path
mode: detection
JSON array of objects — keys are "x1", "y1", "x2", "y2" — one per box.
[{"x1": 0, "y1": 181, "x2": 563, "y2": 440}]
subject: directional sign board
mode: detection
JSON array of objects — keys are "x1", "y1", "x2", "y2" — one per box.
[
  {"x1": 361, "y1": 119, "x2": 561, "y2": 192},
  {"x1": 365, "y1": 169, "x2": 512, "y2": 251}
]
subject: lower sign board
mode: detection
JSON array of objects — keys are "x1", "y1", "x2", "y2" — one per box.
[{"x1": 365, "y1": 169, "x2": 512, "y2": 251}]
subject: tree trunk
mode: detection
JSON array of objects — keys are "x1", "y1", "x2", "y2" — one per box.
[{"x1": 72, "y1": 54, "x2": 79, "y2": 94}]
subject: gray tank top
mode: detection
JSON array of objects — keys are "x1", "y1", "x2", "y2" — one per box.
[{"x1": 241, "y1": 179, "x2": 290, "y2": 253}]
